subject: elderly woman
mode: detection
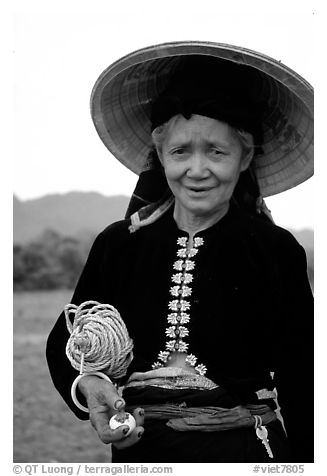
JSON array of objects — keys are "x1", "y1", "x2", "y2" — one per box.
[{"x1": 46, "y1": 42, "x2": 313, "y2": 463}]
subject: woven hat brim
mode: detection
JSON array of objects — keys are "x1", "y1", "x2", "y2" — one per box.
[{"x1": 91, "y1": 41, "x2": 313, "y2": 197}]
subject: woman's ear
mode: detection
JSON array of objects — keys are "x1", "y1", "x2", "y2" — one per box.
[
  {"x1": 240, "y1": 149, "x2": 254, "y2": 172},
  {"x1": 156, "y1": 147, "x2": 164, "y2": 167}
]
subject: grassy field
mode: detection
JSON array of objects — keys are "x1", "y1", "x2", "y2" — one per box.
[{"x1": 13, "y1": 290, "x2": 111, "y2": 463}]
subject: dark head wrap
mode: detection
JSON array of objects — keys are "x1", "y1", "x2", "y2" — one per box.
[{"x1": 150, "y1": 55, "x2": 265, "y2": 149}]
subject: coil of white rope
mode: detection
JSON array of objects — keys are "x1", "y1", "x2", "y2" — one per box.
[{"x1": 65, "y1": 300, "x2": 134, "y2": 380}]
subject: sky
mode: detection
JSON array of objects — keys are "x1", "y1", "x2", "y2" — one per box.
[{"x1": 12, "y1": 0, "x2": 316, "y2": 233}]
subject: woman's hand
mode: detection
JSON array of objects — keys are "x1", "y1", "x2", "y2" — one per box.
[{"x1": 78, "y1": 375, "x2": 144, "y2": 449}]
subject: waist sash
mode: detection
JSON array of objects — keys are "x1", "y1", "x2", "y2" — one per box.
[{"x1": 126, "y1": 402, "x2": 276, "y2": 432}]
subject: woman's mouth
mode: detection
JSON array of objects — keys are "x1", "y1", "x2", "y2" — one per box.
[{"x1": 186, "y1": 186, "x2": 213, "y2": 196}]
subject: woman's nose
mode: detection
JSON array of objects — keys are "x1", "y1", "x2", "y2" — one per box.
[{"x1": 186, "y1": 153, "x2": 210, "y2": 179}]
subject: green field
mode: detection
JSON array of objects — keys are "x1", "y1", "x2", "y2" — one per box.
[{"x1": 13, "y1": 290, "x2": 111, "y2": 463}]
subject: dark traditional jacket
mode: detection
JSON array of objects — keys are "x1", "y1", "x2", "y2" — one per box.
[{"x1": 46, "y1": 204, "x2": 313, "y2": 461}]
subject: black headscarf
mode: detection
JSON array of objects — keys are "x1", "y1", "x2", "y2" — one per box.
[{"x1": 150, "y1": 55, "x2": 265, "y2": 148}]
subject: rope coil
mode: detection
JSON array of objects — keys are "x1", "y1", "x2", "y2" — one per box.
[{"x1": 65, "y1": 300, "x2": 134, "y2": 379}]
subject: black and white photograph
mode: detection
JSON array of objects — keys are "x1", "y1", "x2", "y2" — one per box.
[{"x1": 11, "y1": 0, "x2": 320, "y2": 473}]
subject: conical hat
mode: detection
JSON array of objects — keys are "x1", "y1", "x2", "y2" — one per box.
[{"x1": 91, "y1": 41, "x2": 313, "y2": 197}]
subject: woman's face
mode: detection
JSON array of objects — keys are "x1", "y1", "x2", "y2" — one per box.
[{"x1": 158, "y1": 114, "x2": 252, "y2": 219}]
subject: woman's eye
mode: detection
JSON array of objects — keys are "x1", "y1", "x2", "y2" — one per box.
[
  {"x1": 210, "y1": 148, "x2": 223, "y2": 156},
  {"x1": 171, "y1": 148, "x2": 186, "y2": 156}
]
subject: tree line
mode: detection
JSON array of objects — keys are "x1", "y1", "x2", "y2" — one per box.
[{"x1": 13, "y1": 229, "x2": 95, "y2": 291}]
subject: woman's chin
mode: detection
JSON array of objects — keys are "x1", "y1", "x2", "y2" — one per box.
[
  {"x1": 178, "y1": 202, "x2": 224, "y2": 219},
  {"x1": 177, "y1": 194, "x2": 228, "y2": 217}
]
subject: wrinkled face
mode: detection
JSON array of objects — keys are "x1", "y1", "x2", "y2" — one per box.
[{"x1": 158, "y1": 114, "x2": 252, "y2": 219}]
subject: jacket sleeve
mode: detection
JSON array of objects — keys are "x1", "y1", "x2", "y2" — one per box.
[
  {"x1": 46, "y1": 231, "x2": 109, "y2": 420},
  {"x1": 273, "y1": 240, "x2": 314, "y2": 462}
]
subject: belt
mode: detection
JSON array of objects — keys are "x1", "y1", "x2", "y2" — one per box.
[{"x1": 126, "y1": 403, "x2": 277, "y2": 432}]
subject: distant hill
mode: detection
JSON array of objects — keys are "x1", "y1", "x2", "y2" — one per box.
[
  {"x1": 13, "y1": 192, "x2": 130, "y2": 244},
  {"x1": 13, "y1": 192, "x2": 314, "y2": 251},
  {"x1": 289, "y1": 228, "x2": 314, "y2": 252}
]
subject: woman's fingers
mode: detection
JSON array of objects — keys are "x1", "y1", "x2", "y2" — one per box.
[
  {"x1": 133, "y1": 407, "x2": 145, "y2": 427},
  {"x1": 90, "y1": 403, "x2": 145, "y2": 447},
  {"x1": 113, "y1": 425, "x2": 144, "y2": 450},
  {"x1": 90, "y1": 406, "x2": 130, "y2": 444},
  {"x1": 112, "y1": 408, "x2": 145, "y2": 449}
]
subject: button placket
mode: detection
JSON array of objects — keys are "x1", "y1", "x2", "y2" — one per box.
[{"x1": 152, "y1": 235, "x2": 207, "y2": 376}]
